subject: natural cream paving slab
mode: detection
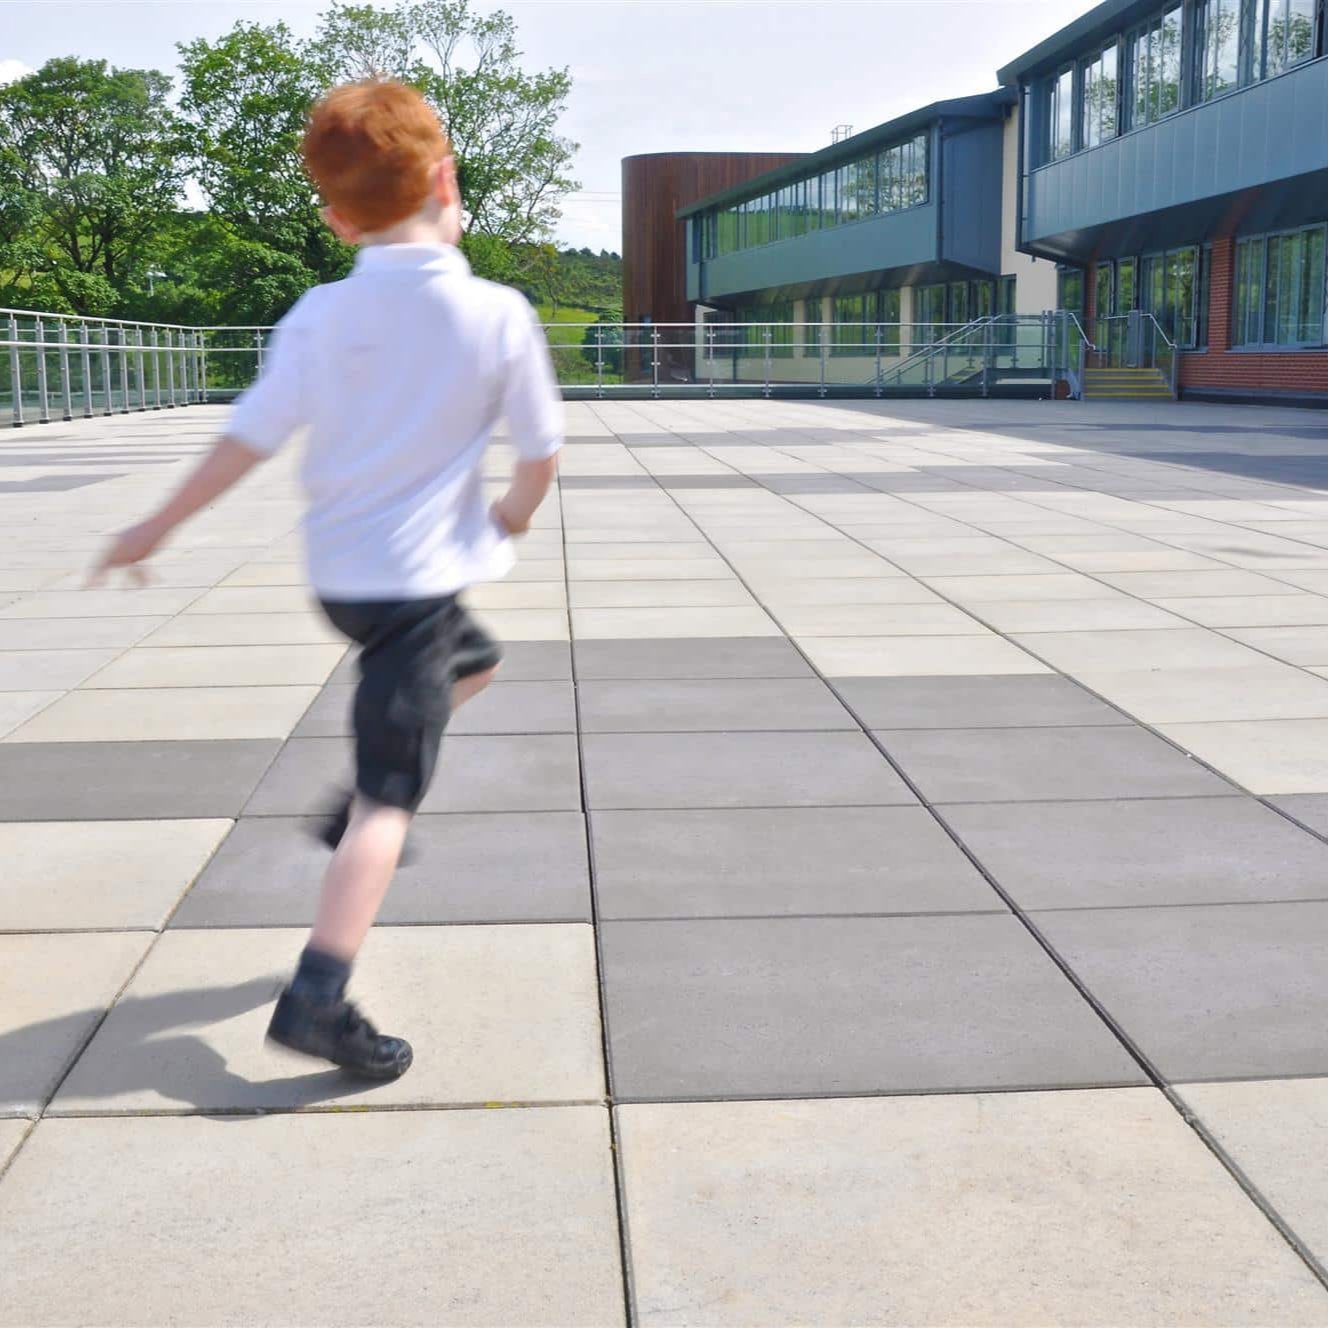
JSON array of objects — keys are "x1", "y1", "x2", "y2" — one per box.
[
  {"x1": 772, "y1": 603, "x2": 981, "y2": 637},
  {"x1": 463, "y1": 580, "x2": 567, "y2": 610},
  {"x1": 755, "y1": 578, "x2": 943, "y2": 606},
  {"x1": 571, "y1": 605, "x2": 780, "y2": 639},
  {"x1": 141, "y1": 612, "x2": 345, "y2": 647},
  {"x1": 1223, "y1": 625, "x2": 1328, "y2": 665},
  {"x1": 1076, "y1": 664, "x2": 1328, "y2": 724},
  {"x1": 735, "y1": 555, "x2": 897, "y2": 580},
  {"x1": 562, "y1": 541, "x2": 717, "y2": 560},
  {"x1": 7, "y1": 685, "x2": 320, "y2": 743},
  {"x1": 1095, "y1": 569, "x2": 1295, "y2": 598},
  {"x1": 53, "y1": 925, "x2": 604, "y2": 1112},
  {"x1": 0, "y1": 1118, "x2": 26, "y2": 1167},
  {"x1": 504, "y1": 557, "x2": 570, "y2": 582},
  {"x1": 1158, "y1": 719, "x2": 1328, "y2": 794},
  {"x1": 569, "y1": 580, "x2": 754, "y2": 609},
  {"x1": 1180, "y1": 1077, "x2": 1328, "y2": 1269},
  {"x1": 0, "y1": 820, "x2": 231, "y2": 931},
  {"x1": 0, "y1": 1108, "x2": 624, "y2": 1328},
  {"x1": 1013, "y1": 627, "x2": 1271, "y2": 673},
  {"x1": 567, "y1": 556, "x2": 733, "y2": 581},
  {"x1": 84, "y1": 644, "x2": 346, "y2": 689},
  {"x1": 618, "y1": 1091, "x2": 1328, "y2": 1326},
  {"x1": 466, "y1": 607, "x2": 570, "y2": 641},
  {"x1": 218, "y1": 561, "x2": 306, "y2": 586},
  {"x1": 797, "y1": 635, "x2": 1048, "y2": 678},
  {"x1": 965, "y1": 598, "x2": 1188, "y2": 633},
  {"x1": 0, "y1": 616, "x2": 167, "y2": 650},
  {"x1": 0, "y1": 692, "x2": 60, "y2": 738},
  {"x1": 183, "y1": 585, "x2": 318, "y2": 614},
  {"x1": 0, "y1": 587, "x2": 203, "y2": 619},
  {"x1": 0, "y1": 932, "x2": 151, "y2": 1117},
  {"x1": 919, "y1": 573, "x2": 1118, "y2": 602},
  {"x1": 1153, "y1": 595, "x2": 1328, "y2": 628}
]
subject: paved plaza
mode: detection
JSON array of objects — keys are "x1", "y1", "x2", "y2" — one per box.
[{"x1": 4, "y1": 397, "x2": 1328, "y2": 1324}]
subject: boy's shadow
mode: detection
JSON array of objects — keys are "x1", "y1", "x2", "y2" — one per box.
[{"x1": 6, "y1": 979, "x2": 382, "y2": 1120}]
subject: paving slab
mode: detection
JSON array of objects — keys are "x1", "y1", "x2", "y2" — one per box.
[
  {"x1": 1270, "y1": 794, "x2": 1328, "y2": 837},
  {"x1": 0, "y1": 616, "x2": 167, "y2": 650},
  {"x1": 245, "y1": 734, "x2": 582, "y2": 815},
  {"x1": 1180, "y1": 1076, "x2": 1328, "y2": 1271},
  {"x1": 1159, "y1": 718, "x2": 1328, "y2": 794},
  {"x1": 832, "y1": 674, "x2": 1128, "y2": 728},
  {"x1": 294, "y1": 680, "x2": 576, "y2": 737},
  {"x1": 0, "y1": 1108, "x2": 624, "y2": 1328},
  {"x1": 601, "y1": 915, "x2": 1141, "y2": 1099},
  {"x1": 329, "y1": 638, "x2": 572, "y2": 683},
  {"x1": 618, "y1": 1090, "x2": 1328, "y2": 1327},
  {"x1": 578, "y1": 677, "x2": 853, "y2": 732},
  {"x1": 1036, "y1": 901, "x2": 1328, "y2": 1081},
  {"x1": 592, "y1": 807, "x2": 996, "y2": 918},
  {"x1": 879, "y1": 724, "x2": 1233, "y2": 803},
  {"x1": 0, "y1": 819, "x2": 232, "y2": 931},
  {"x1": 0, "y1": 648, "x2": 118, "y2": 691},
  {"x1": 583, "y1": 731, "x2": 914, "y2": 809},
  {"x1": 0, "y1": 587, "x2": 204, "y2": 619},
  {"x1": 797, "y1": 633, "x2": 1047, "y2": 677},
  {"x1": 1013, "y1": 627, "x2": 1271, "y2": 673},
  {"x1": 573, "y1": 636, "x2": 811, "y2": 679},
  {"x1": 141, "y1": 612, "x2": 345, "y2": 647},
  {"x1": 6, "y1": 684, "x2": 320, "y2": 742},
  {"x1": 945, "y1": 797, "x2": 1328, "y2": 909},
  {"x1": 175, "y1": 813, "x2": 590, "y2": 926},
  {"x1": 1076, "y1": 664, "x2": 1328, "y2": 723},
  {"x1": 0, "y1": 932, "x2": 151, "y2": 1117},
  {"x1": 571, "y1": 605, "x2": 780, "y2": 638},
  {"x1": 54, "y1": 925, "x2": 603, "y2": 1112},
  {"x1": 84, "y1": 644, "x2": 346, "y2": 689},
  {"x1": 0, "y1": 740, "x2": 280, "y2": 821}
]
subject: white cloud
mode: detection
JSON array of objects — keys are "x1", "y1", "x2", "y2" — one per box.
[{"x1": 0, "y1": 58, "x2": 33, "y2": 85}]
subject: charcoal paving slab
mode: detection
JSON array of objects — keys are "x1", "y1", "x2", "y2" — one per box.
[
  {"x1": 878, "y1": 724, "x2": 1235, "y2": 803},
  {"x1": 244, "y1": 735, "x2": 581, "y2": 815},
  {"x1": 591, "y1": 807, "x2": 997, "y2": 918},
  {"x1": 573, "y1": 636, "x2": 811, "y2": 679},
  {"x1": 0, "y1": 740, "x2": 280, "y2": 821},
  {"x1": 945, "y1": 797, "x2": 1328, "y2": 909},
  {"x1": 1036, "y1": 901, "x2": 1328, "y2": 1081},
  {"x1": 294, "y1": 681, "x2": 576, "y2": 737},
  {"x1": 577, "y1": 678, "x2": 853, "y2": 732},
  {"x1": 832, "y1": 674, "x2": 1129, "y2": 729},
  {"x1": 1269, "y1": 794, "x2": 1328, "y2": 838},
  {"x1": 600, "y1": 914, "x2": 1141, "y2": 1099},
  {"x1": 583, "y1": 731, "x2": 914, "y2": 809},
  {"x1": 175, "y1": 812, "x2": 590, "y2": 925}
]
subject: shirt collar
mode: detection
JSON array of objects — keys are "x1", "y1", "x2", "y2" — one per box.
[{"x1": 352, "y1": 243, "x2": 470, "y2": 276}]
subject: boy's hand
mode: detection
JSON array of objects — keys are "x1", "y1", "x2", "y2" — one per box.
[
  {"x1": 88, "y1": 518, "x2": 168, "y2": 587},
  {"x1": 491, "y1": 499, "x2": 530, "y2": 537}
]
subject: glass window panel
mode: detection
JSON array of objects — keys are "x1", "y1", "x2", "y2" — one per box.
[
  {"x1": 910, "y1": 135, "x2": 929, "y2": 204},
  {"x1": 879, "y1": 289, "x2": 901, "y2": 352},
  {"x1": 1170, "y1": 247, "x2": 1197, "y2": 346},
  {"x1": 1118, "y1": 257, "x2": 1137, "y2": 311},
  {"x1": 948, "y1": 281, "x2": 971, "y2": 324},
  {"x1": 1197, "y1": 247, "x2": 1212, "y2": 349},
  {"x1": 1057, "y1": 268, "x2": 1085, "y2": 315},
  {"x1": 856, "y1": 155, "x2": 878, "y2": 216},
  {"x1": 1302, "y1": 227, "x2": 1326, "y2": 343},
  {"x1": 1197, "y1": 0, "x2": 1240, "y2": 100},
  {"x1": 1157, "y1": 4, "x2": 1183, "y2": 116},
  {"x1": 805, "y1": 297, "x2": 822, "y2": 352},
  {"x1": 1263, "y1": 235, "x2": 1283, "y2": 344},
  {"x1": 1051, "y1": 66, "x2": 1074, "y2": 158},
  {"x1": 831, "y1": 294, "x2": 872, "y2": 357},
  {"x1": 1265, "y1": 0, "x2": 1318, "y2": 77},
  {"x1": 837, "y1": 162, "x2": 859, "y2": 224},
  {"x1": 821, "y1": 170, "x2": 838, "y2": 227},
  {"x1": 973, "y1": 280, "x2": 995, "y2": 319},
  {"x1": 916, "y1": 284, "x2": 945, "y2": 344},
  {"x1": 805, "y1": 176, "x2": 821, "y2": 231}
]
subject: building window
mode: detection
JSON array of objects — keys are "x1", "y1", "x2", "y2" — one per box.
[
  {"x1": 1128, "y1": 3, "x2": 1184, "y2": 129},
  {"x1": 1047, "y1": 65, "x2": 1075, "y2": 159},
  {"x1": 1197, "y1": 246, "x2": 1212, "y2": 348},
  {"x1": 1139, "y1": 246, "x2": 1200, "y2": 346},
  {"x1": 879, "y1": 289, "x2": 902, "y2": 353},
  {"x1": 948, "y1": 281, "x2": 971, "y2": 325},
  {"x1": 1080, "y1": 44, "x2": 1120, "y2": 148},
  {"x1": 1194, "y1": 0, "x2": 1242, "y2": 101},
  {"x1": 742, "y1": 301, "x2": 795, "y2": 358},
  {"x1": 1253, "y1": 0, "x2": 1319, "y2": 80},
  {"x1": 1057, "y1": 267, "x2": 1085, "y2": 317},
  {"x1": 1235, "y1": 225, "x2": 1327, "y2": 346},
  {"x1": 804, "y1": 297, "x2": 823, "y2": 355},
  {"x1": 915, "y1": 283, "x2": 946, "y2": 344},
  {"x1": 1095, "y1": 262, "x2": 1116, "y2": 338},
  {"x1": 831, "y1": 294, "x2": 875, "y2": 357},
  {"x1": 973, "y1": 279, "x2": 996, "y2": 319}
]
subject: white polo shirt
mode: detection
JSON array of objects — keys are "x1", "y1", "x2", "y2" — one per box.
[{"x1": 227, "y1": 243, "x2": 563, "y2": 600}]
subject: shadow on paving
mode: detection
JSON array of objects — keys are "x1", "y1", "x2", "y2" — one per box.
[{"x1": 8, "y1": 979, "x2": 364, "y2": 1117}]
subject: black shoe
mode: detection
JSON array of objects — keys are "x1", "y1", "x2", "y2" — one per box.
[
  {"x1": 310, "y1": 791, "x2": 417, "y2": 864},
  {"x1": 266, "y1": 986, "x2": 413, "y2": 1080}
]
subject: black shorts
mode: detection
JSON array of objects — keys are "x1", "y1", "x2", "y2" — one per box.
[{"x1": 319, "y1": 595, "x2": 502, "y2": 813}]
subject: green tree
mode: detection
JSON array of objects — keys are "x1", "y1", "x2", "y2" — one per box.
[{"x1": 0, "y1": 58, "x2": 183, "y2": 311}]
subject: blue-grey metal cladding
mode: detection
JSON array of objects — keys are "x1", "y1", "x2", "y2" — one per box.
[
  {"x1": 1024, "y1": 56, "x2": 1328, "y2": 256},
  {"x1": 941, "y1": 121, "x2": 1005, "y2": 274}
]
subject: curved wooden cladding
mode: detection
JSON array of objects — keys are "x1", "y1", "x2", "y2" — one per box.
[{"x1": 622, "y1": 152, "x2": 804, "y2": 327}]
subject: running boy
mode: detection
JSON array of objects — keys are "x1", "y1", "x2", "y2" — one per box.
[{"x1": 92, "y1": 80, "x2": 563, "y2": 1080}]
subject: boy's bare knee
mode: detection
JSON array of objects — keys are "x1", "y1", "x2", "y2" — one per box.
[{"x1": 452, "y1": 664, "x2": 499, "y2": 709}]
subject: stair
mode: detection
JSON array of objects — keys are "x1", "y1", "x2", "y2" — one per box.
[{"x1": 1082, "y1": 367, "x2": 1175, "y2": 401}]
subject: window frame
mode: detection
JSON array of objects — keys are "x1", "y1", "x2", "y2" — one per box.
[
  {"x1": 1079, "y1": 40, "x2": 1121, "y2": 150},
  {"x1": 1233, "y1": 222, "x2": 1328, "y2": 348}
]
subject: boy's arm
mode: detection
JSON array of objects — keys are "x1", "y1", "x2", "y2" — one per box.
[
  {"x1": 90, "y1": 437, "x2": 266, "y2": 582},
  {"x1": 491, "y1": 296, "x2": 563, "y2": 537}
]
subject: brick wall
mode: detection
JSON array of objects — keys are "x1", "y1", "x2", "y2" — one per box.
[{"x1": 1180, "y1": 237, "x2": 1328, "y2": 401}]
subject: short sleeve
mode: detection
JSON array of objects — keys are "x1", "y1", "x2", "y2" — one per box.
[
  {"x1": 226, "y1": 295, "x2": 315, "y2": 456},
  {"x1": 500, "y1": 297, "x2": 564, "y2": 461}
]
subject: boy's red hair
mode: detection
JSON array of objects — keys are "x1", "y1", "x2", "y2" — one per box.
[{"x1": 302, "y1": 80, "x2": 450, "y2": 233}]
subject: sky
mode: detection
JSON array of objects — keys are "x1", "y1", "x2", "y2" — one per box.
[{"x1": 0, "y1": 0, "x2": 1103, "y2": 253}]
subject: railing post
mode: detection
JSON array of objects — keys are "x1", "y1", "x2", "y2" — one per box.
[
  {"x1": 255, "y1": 328, "x2": 265, "y2": 376},
  {"x1": 818, "y1": 325, "x2": 826, "y2": 398},
  {"x1": 58, "y1": 319, "x2": 73, "y2": 422},
  {"x1": 135, "y1": 330, "x2": 147, "y2": 410},
  {"x1": 80, "y1": 323, "x2": 94, "y2": 419},
  {"x1": 177, "y1": 333, "x2": 188, "y2": 405},
  {"x1": 874, "y1": 324, "x2": 883, "y2": 399},
  {"x1": 706, "y1": 325, "x2": 716, "y2": 399},
  {"x1": 650, "y1": 327, "x2": 660, "y2": 399},
  {"x1": 762, "y1": 328, "x2": 772, "y2": 399},
  {"x1": 117, "y1": 324, "x2": 131, "y2": 413},
  {"x1": 165, "y1": 329, "x2": 176, "y2": 407},
  {"x1": 34, "y1": 318, "x2": 50, "y2": 423},
  {"x1": 7, "y1": 314, "x2": 23, "y2": 427},
  {"x1": 199, "y1": 332, "x2": 209, "y2": 405},
  {"x1": 150, "y1": 329, "x2": 162, "y2": 408},
  {"x1": 99, "y1": 327, "x2": 113, "y2": 416},
  {"x1": 595, "y1": 324, "x2": 604, "y2": 401}
]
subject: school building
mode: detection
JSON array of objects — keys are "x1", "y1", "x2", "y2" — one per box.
[{"x1": 623, "y1": 0, "x2": 1328, "y2": 403}]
